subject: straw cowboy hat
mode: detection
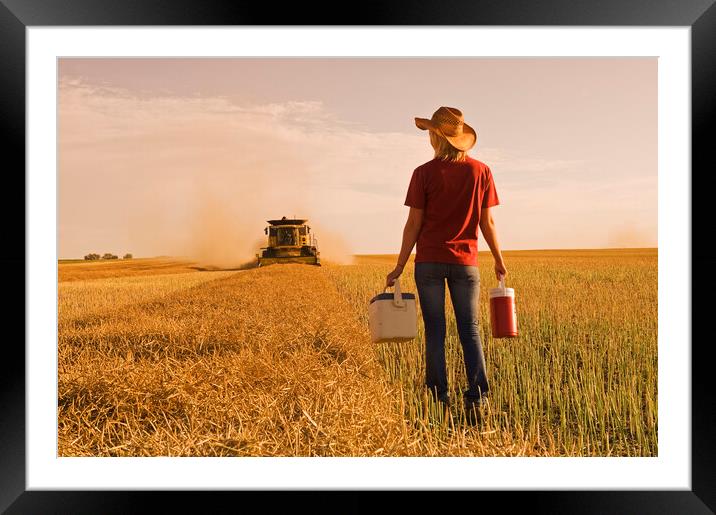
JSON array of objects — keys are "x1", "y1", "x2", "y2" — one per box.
[{"x1": 415, "y1": 106, "x2": 476, "y2": 151}]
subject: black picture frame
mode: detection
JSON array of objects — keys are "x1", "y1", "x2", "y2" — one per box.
[{"x1": 2, "y1": 1, "x2": 714, "y2": 513}]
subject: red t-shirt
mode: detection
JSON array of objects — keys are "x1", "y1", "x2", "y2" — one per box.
[{"x1": 404, "y1": 155, "x2": 500, "y2": 266}]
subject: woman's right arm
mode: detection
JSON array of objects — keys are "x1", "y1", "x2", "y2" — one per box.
[{"x1": 479, "y1": 206, "x2": 508, "y2": 280}]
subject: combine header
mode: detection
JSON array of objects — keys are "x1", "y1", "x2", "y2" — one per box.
[{"x1": 256, "y1": 216, "x2": 321, "y2": 267}]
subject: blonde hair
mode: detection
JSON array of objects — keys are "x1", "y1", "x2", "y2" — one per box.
[{"x1": 430, "y1": 130, "x2": 467, "y2": 162}]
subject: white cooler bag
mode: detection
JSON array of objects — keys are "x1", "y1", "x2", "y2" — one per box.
[{"x1": 368, "y1": 278, "x2": 417, "y2": 343}]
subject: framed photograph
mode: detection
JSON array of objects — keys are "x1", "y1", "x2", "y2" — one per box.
[{"x1": 4, "y1": 0, "x2": 714, "y2": 512}]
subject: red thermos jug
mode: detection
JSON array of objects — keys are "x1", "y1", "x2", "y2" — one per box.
[{"x1": 489, "y1": 275, "x2": 518, "y2": 338}]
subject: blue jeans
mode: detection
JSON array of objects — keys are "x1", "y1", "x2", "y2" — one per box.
[{"x1": 414, "y1": 262, "x2": 489, "y2": 406}]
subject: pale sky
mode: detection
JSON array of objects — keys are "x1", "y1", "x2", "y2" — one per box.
[{"x1": 58, "y1": 58, "x2": 657, "y2": 261}]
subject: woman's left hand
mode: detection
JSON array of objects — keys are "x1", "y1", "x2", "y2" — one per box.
[{"x1": 386, "y1": 265, "x2": 404, "y2": 288}]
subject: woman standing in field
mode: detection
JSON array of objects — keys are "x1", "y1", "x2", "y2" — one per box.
[{"x1": 386, "y1": 106, "x2": 507, "y2": 423}]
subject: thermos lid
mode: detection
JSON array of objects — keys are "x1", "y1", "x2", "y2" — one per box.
[
  {"x1": 489, "y1": 287, "x2": 514, "y2": 299},
  {"x1": 489, "y1": 275, "x2": 514, "y2": 298}
]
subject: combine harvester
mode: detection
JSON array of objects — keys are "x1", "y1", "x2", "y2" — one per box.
[{"x1": 256, "y1": 216, "x2": 321, "y2": 267}]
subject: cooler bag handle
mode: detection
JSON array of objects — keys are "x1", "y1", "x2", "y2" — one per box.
[
  {"x1": 498, "y1": 274, "x2": 505, "y2": 293},
  {"x1": 383, "y1": 278, "x2": 406, "y2": 307}
]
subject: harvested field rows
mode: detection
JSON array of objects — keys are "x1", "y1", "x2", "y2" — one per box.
[{"x1": 60, "y1": 265, "x2": 405, "y2": 456}]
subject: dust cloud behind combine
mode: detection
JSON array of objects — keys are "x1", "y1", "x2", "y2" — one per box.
[{"x1": 176, "y1": 184, "x2": 354, "y2": 269}]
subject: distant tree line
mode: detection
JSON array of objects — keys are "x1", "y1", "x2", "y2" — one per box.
[{"x1": 84, "y1": 253, "x2": 133, "y2": 260}]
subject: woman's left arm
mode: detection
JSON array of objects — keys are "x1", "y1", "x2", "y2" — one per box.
[{"x1": 386, "y1": 207, "x2": 424, "y2": 287}]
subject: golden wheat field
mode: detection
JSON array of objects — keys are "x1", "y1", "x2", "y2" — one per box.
[{"x1": 58, "y1": 249, "x2": 657, "y2": 457}]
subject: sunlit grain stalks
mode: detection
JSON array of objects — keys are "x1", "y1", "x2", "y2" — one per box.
[{"x1": 58, "y1": 250, "x2": 656, "y2": 457}]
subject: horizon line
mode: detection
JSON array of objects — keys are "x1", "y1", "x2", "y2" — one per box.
[{"x1": 58, "y1": 246, "x2": 658, "y2": 261}]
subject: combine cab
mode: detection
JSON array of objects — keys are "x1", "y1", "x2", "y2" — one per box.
[{"x1": 256, "y1": 216, "x2": 321, "y2": 267}]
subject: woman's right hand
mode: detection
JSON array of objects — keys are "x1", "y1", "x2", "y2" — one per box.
[
  {"x1": 386, "y1": 265, "x2": 404, "y2": 288},
  {"x1": 495, "y1": 260, "x2": 507, "y2": 281}
]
